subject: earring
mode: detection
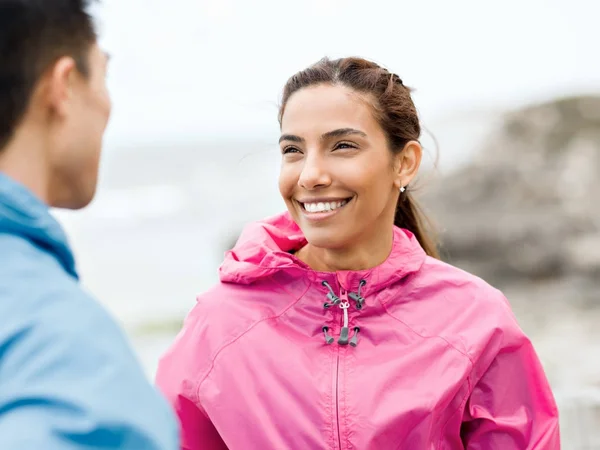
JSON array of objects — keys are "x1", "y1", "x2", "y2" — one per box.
[{"x1": 399, "y1": 186, "x2": 406, "y2": 193}]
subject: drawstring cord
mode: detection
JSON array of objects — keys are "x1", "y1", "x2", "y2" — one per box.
[
  {"x1": 321, "y1": 280, "x2": 367, "y2": 347},
  {"x1": 322, "y1": 326, "x2": 335, "y2": 344},
  {"x1": 348, "y1": 279, "x2": 366, "y2": 309},
  {"x1": 349, "y1": 327, "x2": 360, "y2": 347},
  {"x1": 322, "y1": 283, "x2": 341, "y2": 309}
]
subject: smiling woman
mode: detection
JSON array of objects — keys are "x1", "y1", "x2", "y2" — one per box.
[
  {"x1": 278, "y1": 80, "x2": 427, "y2": 272},
  {"x1": 156, "y1": 57, "x2": 560, "y2": 450}
]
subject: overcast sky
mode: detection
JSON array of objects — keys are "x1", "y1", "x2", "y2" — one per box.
[{"x1": 93, "y1": 0, "x2": 600, "y2": 150}]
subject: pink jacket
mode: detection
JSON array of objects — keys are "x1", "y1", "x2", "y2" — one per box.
[{"x1": 156, "y1": 212, "x2": 560, "y2": 449}]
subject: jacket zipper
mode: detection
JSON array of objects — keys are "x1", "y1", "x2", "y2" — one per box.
[
  {"x1": 335, "y1": 288, "x2": 348, "y2": 450},
  {"x1": 338, "y1": 289, "x2": 350, "y2": 345},
  {"x1": 325, "y1": 279, "x2": 367, "y2": 449},
  {"x1": 335, "y1": 347, "x2": 342, "y2": 450}
]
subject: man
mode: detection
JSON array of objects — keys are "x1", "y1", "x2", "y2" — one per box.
[{"x1": 0, "y1": 1, "x2": 179, "y2": 448}]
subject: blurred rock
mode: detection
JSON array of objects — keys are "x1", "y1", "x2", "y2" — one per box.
[
  {"x1": 422, "y1": 95, "x2": 600, "y2": 389},
  {"x1": 424, "y1": 95, "x2": 600, "y2": 290}
]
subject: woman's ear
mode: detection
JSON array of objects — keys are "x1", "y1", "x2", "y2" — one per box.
[{"x1": 393, "y1": 140, "x2": 422, "y2": 189}]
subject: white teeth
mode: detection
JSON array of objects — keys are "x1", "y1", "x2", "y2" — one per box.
[{"x1": 303, "y1": 199, "x2": 348, "y2": 213}]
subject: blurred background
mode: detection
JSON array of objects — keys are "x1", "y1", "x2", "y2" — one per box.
[{"x1": 53, "y1": 0, "x2": 599, "y2": 447}]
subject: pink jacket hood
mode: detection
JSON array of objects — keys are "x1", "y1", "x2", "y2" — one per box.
[
  {"x1": 156, "y1": 212, "x2": 560, "y2": 450},
  {"x1": 218, "y1": 211, "x2": 425, "y2": 291}
]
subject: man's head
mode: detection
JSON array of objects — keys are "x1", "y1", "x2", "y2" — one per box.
[{"x1": 0, "y1": 0, "x2": 111, "y2": 209}]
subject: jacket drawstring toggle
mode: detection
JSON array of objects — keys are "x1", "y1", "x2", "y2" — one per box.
[{"x1": 321, "y1": 280, "x2": 367, "y2": 346}]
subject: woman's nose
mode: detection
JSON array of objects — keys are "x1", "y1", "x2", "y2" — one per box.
[{"x1": 298, "y1": 154, "x2": 332, "y2": 190}]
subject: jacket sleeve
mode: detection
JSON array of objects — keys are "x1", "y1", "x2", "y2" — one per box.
[
  {"x1": 155, "y1": 306, "x2": 228, "y2": 450},
  {"x1": 461, "y1": 297, "x2": 561, "y2": 449},
  {"x1": 0, "y1": 291, "x2": 180, "y2": 450}
]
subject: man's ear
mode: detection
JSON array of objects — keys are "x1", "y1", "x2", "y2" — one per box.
[
  {"x1": 393, "y1": 140, "x2": 422, "y2": 189},
  {"x1": 41, "y1": 56, "x2": 78, "y2": 118}
]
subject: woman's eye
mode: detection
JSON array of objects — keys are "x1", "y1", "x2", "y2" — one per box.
[
  {"x1": 282, "y1": 147, "x2": 300, "y2": 155},
  {"x1": 334, "y1": 142, "x2": 357, "y2": 150}
]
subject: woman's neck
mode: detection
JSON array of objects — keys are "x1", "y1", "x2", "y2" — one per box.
[{"x1": 295, "y1": 229, "x2": 394, "y2": 273}]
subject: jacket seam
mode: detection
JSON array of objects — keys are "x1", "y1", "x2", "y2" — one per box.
[
  {"x1": 193, "y1": 281, "x2": 313, "y2": 404},
  {"x1": 436, "y1": 372, "x2": 473, "y2": 449},
  {"x1": 377, "y1": 298, "x2": 476, "y2": 449},
  {"x1": 377, "y1": 298, "x2": 475, "y2": 365},
  {"x1": 343, "y1": 348, "x2": 350, "y2": 450}
]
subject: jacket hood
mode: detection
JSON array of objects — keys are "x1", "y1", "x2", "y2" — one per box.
[
  {"x1": 219, "y1": 211, "x2": 426, "y2": 294},
  {"x1": 0, "y1": 172, "x2": 77, "y2": 278}
]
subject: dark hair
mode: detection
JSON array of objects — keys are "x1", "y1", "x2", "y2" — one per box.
[
  {"x1": 0, "y1": 0, "x2": 98, "y2": 150},
  {"x1": 278, "y1": 57, "x2": 439, "y2": 259}
]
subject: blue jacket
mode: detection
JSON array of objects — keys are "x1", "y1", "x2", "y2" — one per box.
[{"x1": 0, "y1": 173, "x2": 179, "y2": 449}]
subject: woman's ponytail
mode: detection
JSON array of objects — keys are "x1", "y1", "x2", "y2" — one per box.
[{"x1": 394, "y1": 190, "x2": 439, "y2": 259}]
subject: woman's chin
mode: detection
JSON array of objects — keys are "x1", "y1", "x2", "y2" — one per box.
[{"x1": 302, "y1": 231, "x2": 350, "y2": 252}]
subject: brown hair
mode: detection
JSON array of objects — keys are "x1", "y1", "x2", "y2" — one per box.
[
  {"x1": 0, "y1": 0, "x2": 98, "y2": 151},
  {"x1": 278, "y1": 57, "x2": 439, "y2": 258}
]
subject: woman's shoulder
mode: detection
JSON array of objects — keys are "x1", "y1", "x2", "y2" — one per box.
[
  {"x1": 390, "y1": 255, "x2": 527, "y2": 360},
  {"x1": 170, "y1": 277, "x2": 296, "y2": 360},
  {"x1": 417, "y1": 255, "x2": 510, "y2": 308},
  {"x1": 189, "y1": 281, "x2": 274, "y2": 334},
  {"x1": 157, "y1": 279, "x2": 286, "y2": 394}
]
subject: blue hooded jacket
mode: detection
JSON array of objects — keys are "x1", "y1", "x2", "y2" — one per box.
[{"x1": 0, "y1": 173, "x2": 179, "y2": 449}]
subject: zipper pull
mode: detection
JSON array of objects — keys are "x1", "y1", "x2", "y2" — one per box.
[
  {"x1": 322, "y1": 326, "x2": 334, "y2": 345},
  {"x1": 349, "y1": 327, "x2": 360, "y2": 347},
  {"x1": 338, "y1": 299, "x2": 350, "y2": 345}
]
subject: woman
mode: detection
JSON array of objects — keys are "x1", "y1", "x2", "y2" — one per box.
[{"x1": 156, "y1": 57, "x2": 560, "y2": 449}]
